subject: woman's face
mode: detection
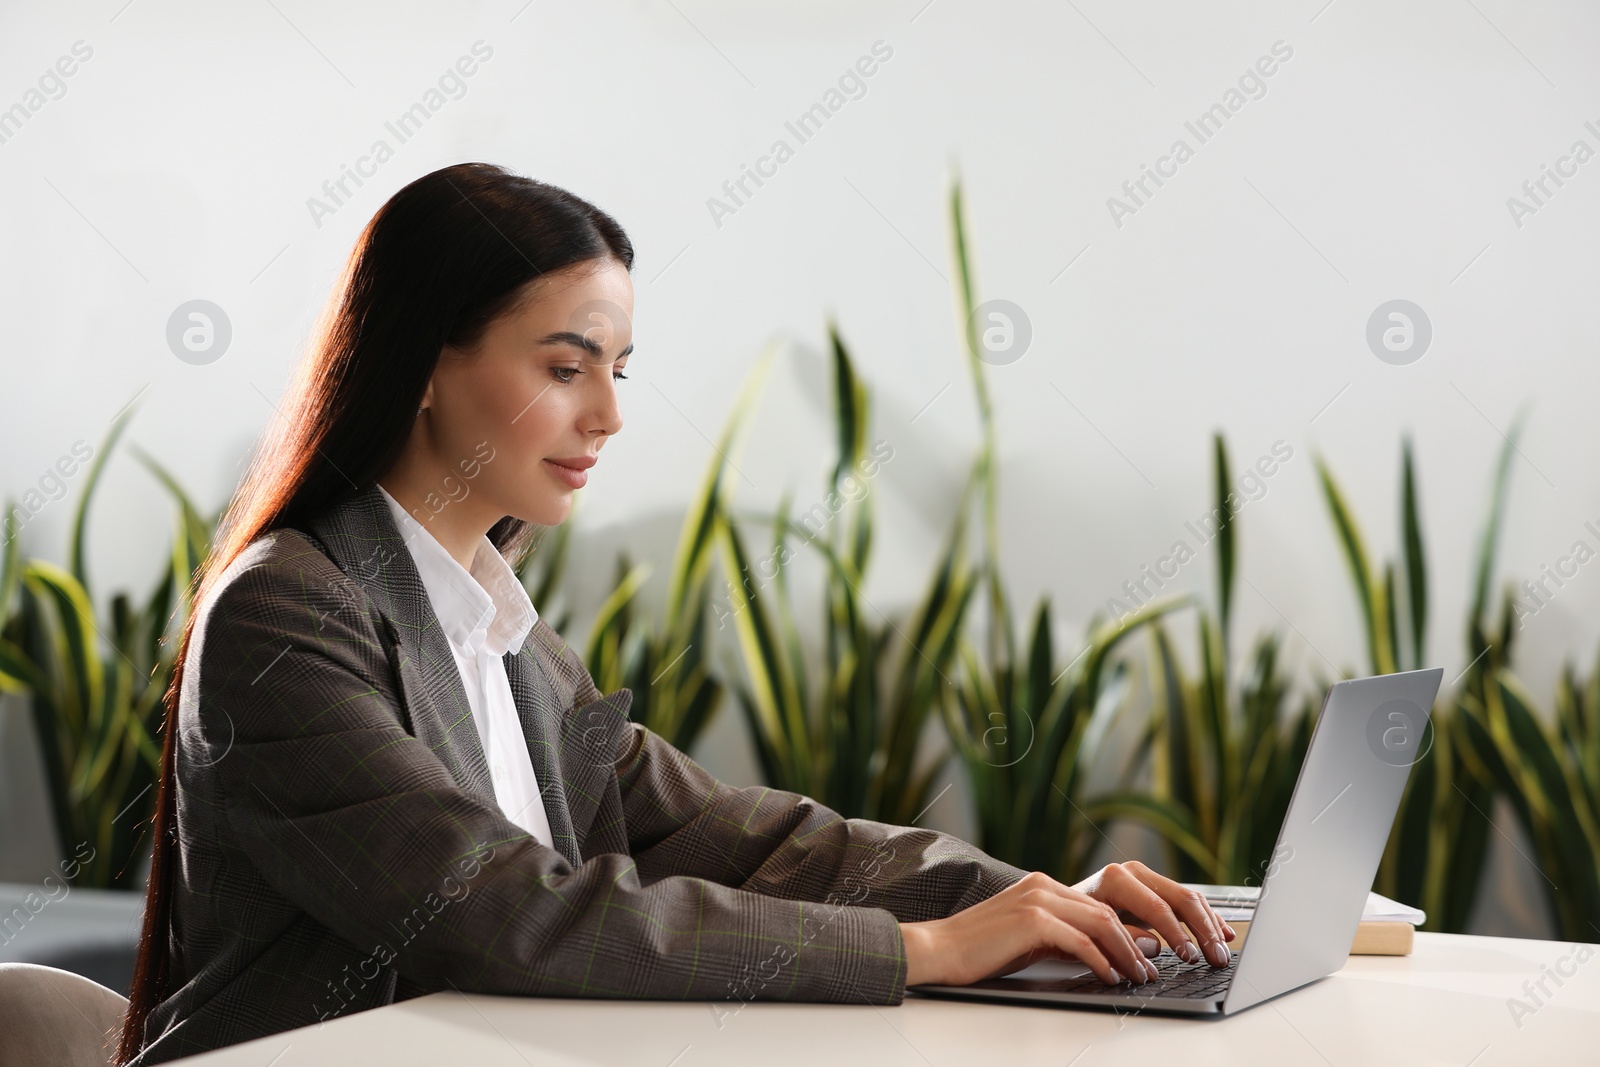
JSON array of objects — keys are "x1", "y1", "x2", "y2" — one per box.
[{"x1": 421, "y1": 256, "x2": 632, "y2": 529}]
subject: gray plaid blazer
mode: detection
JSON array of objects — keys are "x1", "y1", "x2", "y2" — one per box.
[{"x1": 128, "y1": 483, "x2": 1025, "y2": 1065}]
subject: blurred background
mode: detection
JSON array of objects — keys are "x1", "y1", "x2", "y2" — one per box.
[{"x1": 2, "y1": 0, "x2": 1597, "y2": 996}]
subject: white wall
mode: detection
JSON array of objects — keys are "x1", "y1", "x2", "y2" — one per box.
[{"x1": 3, "y1": 1, "x2": 1595, "y2": 937}]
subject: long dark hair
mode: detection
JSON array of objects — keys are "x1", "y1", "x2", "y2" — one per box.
[{"x1": 114, "y1": 162, "x2": 633, "y2": 1064}]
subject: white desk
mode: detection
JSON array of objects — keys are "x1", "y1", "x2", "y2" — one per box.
[{"x1": 185, "y1": 933, "x2": 1598, "y2": 1065}]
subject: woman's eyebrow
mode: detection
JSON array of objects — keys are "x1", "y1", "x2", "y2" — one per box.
[{"x1": 534, "y1": 330, "x2": 633, "y2": 360}]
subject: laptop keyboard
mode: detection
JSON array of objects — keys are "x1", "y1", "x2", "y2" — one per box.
[{"x1": 1041, "y1": 948, "x2": 1237, "y2": 999}]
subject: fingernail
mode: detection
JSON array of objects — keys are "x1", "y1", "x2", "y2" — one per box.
[
  {"x1": 1178, "y1": 940, "x2": 1200, "y2": 963},
  {"x1": 1208, "y1": 941, "x2": 1228, "y2": 966},
  {"x1": 1144, "y1": 959, "x2": 1160, "y2": 982},
  {"x1": 1135, "y1": 935, "x2": 1159, "y2": 956},
  {"x1": 1224, "y1": 922, "x2": 1237, "y2": 939},
  {"x1": 1107, "y1": 968, "x2": 1123, "y2": 984}
]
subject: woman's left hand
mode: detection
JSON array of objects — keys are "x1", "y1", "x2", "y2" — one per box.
[{"x1": 1071, "y1": 861, "x2": 1238, "y2": 968}]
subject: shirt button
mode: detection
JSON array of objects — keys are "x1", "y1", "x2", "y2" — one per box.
[{"x1": 493, "y1": 763, "x2": 505, "y2": 780}]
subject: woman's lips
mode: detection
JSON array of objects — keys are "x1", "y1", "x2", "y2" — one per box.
[{"x1": 543, "y1": 458, "x2": 588, "y2": 489}]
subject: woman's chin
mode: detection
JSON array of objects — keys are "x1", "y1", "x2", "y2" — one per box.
[{"x1": 520, "y1": 493, "x2": 575, "y2": 527}]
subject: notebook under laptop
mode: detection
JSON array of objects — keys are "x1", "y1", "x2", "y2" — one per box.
[{"x1": 909, "y1": 666, "x2": 1444, "y2": 1017}]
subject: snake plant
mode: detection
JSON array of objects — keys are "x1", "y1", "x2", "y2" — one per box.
[
  {"x1": 1094, "y1": 435, "x2": 1318, "y2": 885},
  {"x1": 581, "y1": 348, "x2": 779, "y2": 754},
  {"x1": 0, "y1": 402, "x2": 215, "y2": 888},
  {"x1": 718, "y1": 326, "x2": 972, "y2": 824},
  {"x1": 1313, "y1": 428, "x2": 1523, "y2": 931}
]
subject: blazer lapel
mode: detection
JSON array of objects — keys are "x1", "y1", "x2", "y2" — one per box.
[
  {"x1": 505, "y1": 644, "x2": 635, "y2": 867},
  {"x1": 303, "y1": 484, "x2": 497, "y2": 807},
  {"x1": 502, "y1": 647, "x2": 582, "y2": 865},
  {"x1": 301, "y1": 482, "x2": 628, "y2": 867}
]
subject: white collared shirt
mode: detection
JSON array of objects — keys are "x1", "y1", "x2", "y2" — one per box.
[{"x1": 377, "y1": 484, "x2": 555, "y2": 849}]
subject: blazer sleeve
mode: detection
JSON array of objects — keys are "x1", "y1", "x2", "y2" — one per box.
[
  {"x1": 615, "y1": 724, "x2": 1028, "y2": 923},
  {"x1": 196, "y1": 552, "x2": 911, "y2": 1006}
]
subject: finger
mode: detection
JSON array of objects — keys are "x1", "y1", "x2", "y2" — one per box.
[
  {"x1": 1054, "y1": 896, "x2": 1158, "y2": 984},
  {"x1": 1097, "y1": 865, "x2": 1206, "y2": 966},
  {"x1": 1064, "y1": 890, "x2": 1158, "y2": 981},
  {"x1": 1172, "y1": 891, "x2": 1232, "y2": 967},
  {"x1": 1122, "y1": 922, "x2": 1161, "y2": 958},
  {"x1": 1169, "y1": 891, "x2": 1238, "y2": 941},
  {"x1": 1030, "y1": 876, "x2": 1159, "y2": 982},
  {"x1": 1035, "y1": 913, "x2": 1121, "y2": 986},
  {"x1": 1017, "y1": 883, "x2": 1158, "y2": 979},
  {"x1": 1127, "y1": 865, "x2": 1231, "y2": 967}
]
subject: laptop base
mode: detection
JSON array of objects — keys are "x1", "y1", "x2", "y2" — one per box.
[{"x1": 909, "y1": 949, "x2": 1234, "y2": 1015}]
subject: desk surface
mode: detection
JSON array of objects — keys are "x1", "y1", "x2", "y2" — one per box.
[{"x1": 185, "y1": 933, "x2": 1597, "y2": 1066}]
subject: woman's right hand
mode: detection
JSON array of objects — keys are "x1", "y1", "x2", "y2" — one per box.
[{"x1": 899, "y1": 869, "x2": 1202, "y2": 988}]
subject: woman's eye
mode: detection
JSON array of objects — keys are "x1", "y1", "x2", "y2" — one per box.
[{"x1": 551, "y1": 366, "x2": 628, "y2": 383}]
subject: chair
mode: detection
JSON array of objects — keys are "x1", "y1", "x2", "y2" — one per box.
[{"x1": 0, "y1": 963, "x2": 126, "y2": 1067}]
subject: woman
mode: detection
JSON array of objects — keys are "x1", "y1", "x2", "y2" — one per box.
[{"x1": 115, "y1": 162, "x2": 1234, "y2": 1065}]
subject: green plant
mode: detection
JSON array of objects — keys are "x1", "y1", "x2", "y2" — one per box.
[
  {"x1": 924, "y1": 171, "x2": 1189, "y2": 880},
  {"x1": 1096, "y1": 435, "x2": 1317, "y2": 885},
  {"x1": 947, "y1": 173, "x2": 1016, "y2": 684},
  {"x1": 1439, "y1": 413, "x2": 1600, "y2": 941},
  {"x1": 943, "y1": 586, "x2": 1185, "y2": 879},
  {"x1": 582, "y1": 348, "x2": 779, "y2": 754},
  {"x1": 0, "y1": 406, "x2": 216, "y2": 888},
  {"x1": 1313, "y1": 430, "x2": 1520, "y2": 930},
  {"x1": 864, "y1": 481, "x2": 983, "y2": 827},
  {"x1": 719, "y1": 326, "x2": 975, "y2": 823},
  {"x1": 1447, "y1": 419, "x2": 1600, "y2": 941},
  {"x1": 1463, "y1": 662, "x2": 1600, "y2": 942}
]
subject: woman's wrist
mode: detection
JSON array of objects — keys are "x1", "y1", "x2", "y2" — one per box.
[{"x1": 899, "y1": 920, "x2": 937, "y2": 986}]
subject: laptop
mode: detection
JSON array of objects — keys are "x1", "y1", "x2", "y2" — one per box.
[{"x1": 909, "y1": 666, "x2": 1444, "y2": 1017}]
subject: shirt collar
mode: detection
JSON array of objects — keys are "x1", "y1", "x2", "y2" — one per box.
[{"x1": 377, "y1": 484, "x2": 537, "y2": 658}]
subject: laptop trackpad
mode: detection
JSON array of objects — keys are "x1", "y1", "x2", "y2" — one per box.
[{"x1": 997, "y1": 958, "x2": 1095, "y2": 982}]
